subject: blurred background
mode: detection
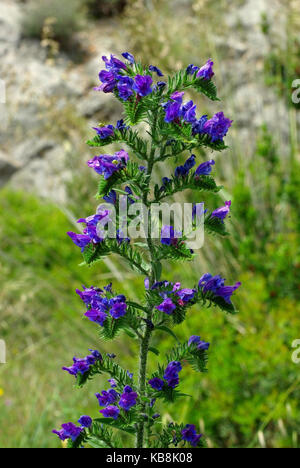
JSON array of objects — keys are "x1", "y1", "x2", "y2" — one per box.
[{"x1": 0, "y1": 0, "x2": 299, "y2": 448}]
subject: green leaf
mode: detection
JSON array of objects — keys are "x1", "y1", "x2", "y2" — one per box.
[
  {"x1": 94, "y1": 418, "x2": 136, "y2": 435},
  {"x1": 156, "y1": 325, "x2": 180, "y2": 343},
  {"x1": 149, "y1": 346, "x2": 160, "y2": 356}
]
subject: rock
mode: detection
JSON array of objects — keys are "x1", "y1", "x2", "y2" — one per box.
[
  {"x1": 0, "y1": 150, "x2": 20, "y2": 187},
  {"x1": 12, "y1": 139, "x2": 56, "y2": 167},
  {"x1": 0, "y1": 1, "x2": 21, "y2": 50}
]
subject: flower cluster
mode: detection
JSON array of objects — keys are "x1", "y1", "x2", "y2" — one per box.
[
  {"x1": 67, "y1": 211, "x2": 110, "y2": 252},
  {"x1": 93, "y1": 119, "x2": 129, "y2": 139},
  {"x1": 181, "y1": 424, "x2": 203, "y2": 447},
  {"x1": 151, "y1": 280, "x2": 196, "y2": 315},
  {"x1": 186, "y1": 59, "x2": 214, "y2": 80},
  {"x1": 62, "y1": 350, "x2": 102, "y2": 377},
  {"x1": 148, "y1": 360, "x2": 182, "y2": 391},
  {"x1": 87, "y1": 149, "x2": 129, "y2": 180},
  {"x1": 162, "y1": 89, "x2": 232, "y2": 142},
  {"x1": 199, "y1": 273, "x2": 241, "y2": 304},
  {"x1": 77, "y1": 284, "x2": 128, "y2": 327},
  {"x1": 94, "y1": 53, "x2": 164, "y2": 102},
  {"x1": 97, "y1": 385, "x2": 138, "y2": 420},
  {"x1": 188, "y1": 335, "x2": 210, "y2": 351},
  {"x1": 211, "y1": 200, "x2": 231, "y2": 222}
]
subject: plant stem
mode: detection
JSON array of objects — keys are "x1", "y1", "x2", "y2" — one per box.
[{"x1": 135, "y1": 108, "x2": 159, "y2": 448}]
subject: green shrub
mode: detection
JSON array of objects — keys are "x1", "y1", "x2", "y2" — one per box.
[{"x1": 22, "y1": 0, "x2": 86, "y2": 49}]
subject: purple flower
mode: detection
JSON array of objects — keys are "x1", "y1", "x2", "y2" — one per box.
[
  {"x1": 116, "y1": 119, "x2": 129, "y2": 132},
  {"x1": 103, "y1": 190, "x2": 117, "y2": 205},
  {"x1": 127, "y1": 371, "x2": 133, "y2": 379},
  {"x1": 67, "y1": 232, "x2": 91, "y2": 252},
  {"x1": 122, "y1": 52, "x2": 135, "y2": 64},
  {"x1": 133, "y1": 75, "x2": 153, "y2": 97},
  {"x1": 175, "y1": 165, "x2": 189, "y2": 178},
  {"x1": 96, "y1": 389, "x2": 118, "y2": 407},
  {"x1": 203, "y1": 112, "x2": 233, "y2": 142},
  {"x1": 156, "y1": 298, "x2": 176, "y2": 315},
  {"x1": 53, "y1": 423, "x2": 83, "y2": 442},
  {"x1": 163, "y1": 92, "x2": 184, "y2": 123},
  {"x1": 164, "y1": 361, "x2": 182, "y2": 388},
  {"x1": 103, "y1": 54, "x2": 127, "y2": 72},
  {"x1": 197, "y1": 59, "x2": 214, "y2": 80},
  {"x1": 157, "y1": 81, "x2": 166, "y2": 89},
  {"x1": 144, "y1": 278, "x2": 150, "y2": 290},
  {"x1": 181, "y1": 424, "x2": 202, "y2": 447},
  {"x1": 108, "y1": 378, "x2": 117, "y2": 388},
  {"x1": 149, "y1": 65, "x2": 164, "y2": 77},
  {"x1": 85, "y1": 309, "x2": 107, "y2": 326},
  {"x1": 186, "y1": 64, "x2": 200, "y2": 75},
  {"x1": 188, "y1": 335, "x2": 210, "y2": 351},
  {"x1": 95, "y1": 70, "x2": 117, "y2": 93},
  {"x1": 148, "y1": 378, "x2": 165, "y2": 391},
  {"x1": 100, "y1": 406, "x2": 120, "y2": 420},
  {"x1": 211, "y1": 200, "x2": 231, "y2": 221},
  {"x1": 78, "y1": 416, "x2": 92, "y2": 428},
  {"x1": 184, "y1": 154, "x2": 196, "y2": 171},
  {"x1": 117, "y1": 77, "x2": 134, "y2": 101},
  {"x1": 192, "y1": 115, "x2": 208, "y2": 135},
  {"x1": 160, "y1": 225, "x2": 182, "y2": 246},
  {"x1": 176, "y1": 288, "x2": 196, "y2": 303},
  {"x1": 215, "y1": 282, "x2": 241, "y2": 304},
  {"x1": 195, "y1": 159, "x2": 215, "y2": 176},
  {"x1": 181, "y1": 100, "x2": 197, "y2": 123},
  {"x1": 62, "y1": 350, "x2": 101, "y2": 377},
  {"x1": 87, "y1": 150, "x2": 129, "y2": 179},
  {"x1": 93, "y1": 125, "x2": 114, "y2": 139},
  {"x1": 110, "y1": 302, "x2": 127, "y2": 319},
  {"x1": 119, "y1": 386, "x2": 138, "y2": 411},
  {"x1": 199, "y1": 273, "x2": 241, "y2": 304}
]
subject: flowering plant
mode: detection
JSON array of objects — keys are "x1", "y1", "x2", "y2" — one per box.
[{"x1": 53, "y1": 53, "x2": 241, "y2": 448}]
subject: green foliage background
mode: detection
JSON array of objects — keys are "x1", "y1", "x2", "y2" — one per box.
[{"x1": 0, "y1": 0, "x2": 300, "y2": 448}]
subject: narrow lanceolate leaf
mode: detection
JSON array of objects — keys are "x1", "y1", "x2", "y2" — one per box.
[
  {"x1": 82, "y1": 239, "x2": 151, "y2": 276},
  {"x1": 154, "y1": 173, "x2": 222, "y2": 202},
  {"x1": 96, "y1": 161, "x2": 150, "y2": 198},
  {"x1": 167, "y1": 70, "x2": 219, "y2": 101},
  {"x1": 204, "y1": 214, "x2": 229, "y2": 237},
  {"x1": 153, "y1": 242, "x2": 195, "y2": 263},
  {"x1": 87, "y1": 128, "x2": 148, "y2": 162}
]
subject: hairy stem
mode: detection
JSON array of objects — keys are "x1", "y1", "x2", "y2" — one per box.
[{"x1": 135, "y1": 108, "x2": 159, "y2": 448}]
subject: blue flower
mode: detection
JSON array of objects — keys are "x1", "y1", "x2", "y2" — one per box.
[
  {"x1": 110, "y1": 302, "x2": 127, "y2": 319},
  {"x1": 149, "y1": 65, "x2": 164, "y2": 77},
  {"x1": 195, "y1": 159, "x2": 215, "y2": 176},
  {"x1": 156, "y1": 298, "x2": 176, "y2": 315},
  {"x1": 103, "y1": 190, "x2": 117, "y2": 205},
  {"x1": 211, "y1": 200, "x2": 231, "y2": 221},
  {"x1": 93, "y1": 125, "x2": 114, "y2": 139},
  {"x1": 197, "y1": 59, "x2": 214, "y2": 80},
  {"x1": 78, "y1": 415, "x2": 92, "y2": 428},
  {"x1": 186, "y1": 64, "x2": 200, "y2": 75},
  {"x1": 85, "y1": 309, "x2": 107, "y2": 326},
  {"x1": 199, "y1": 273, "x2": 241, "y2": 304},
  {"x1": 133, "y1": 75, "x2": 153, "y2": 97},
  {"x1": 181, "y1": 424, "x2": 202, "y2": 447},
  {"x1": 100, "y1": 406, "x2": 120, "y2": 420},
  {"x1": 119, "y1": 386, "x2": 138, "y2": 411},
  {"x1": 148, "y1": 377, "x2": 165, "y2": 391},
  {"x1": 192, "y1": 115, "x2": 208, "y2": 135},
  {"x1": 122, "y1": 52, "x2": 135, "y2": 64},
  {"x1": 96, "y1": 389, "x2": 118, "y2": 407},
  {"x1": 53, "y1": 423, "x2": 83, "y2": 442},
  {"x1": 188, "y1": 335, "x2": 210, "y2": 351},
  {"x1": 163, "y1": 361, "x2": 182, "y2": 388},
  {"x1": 180, "y1": 100, "x2": 197, "y2": 123},
  {"x1": 203, "y1": 112, "x2": 233, "y2": 142}
]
